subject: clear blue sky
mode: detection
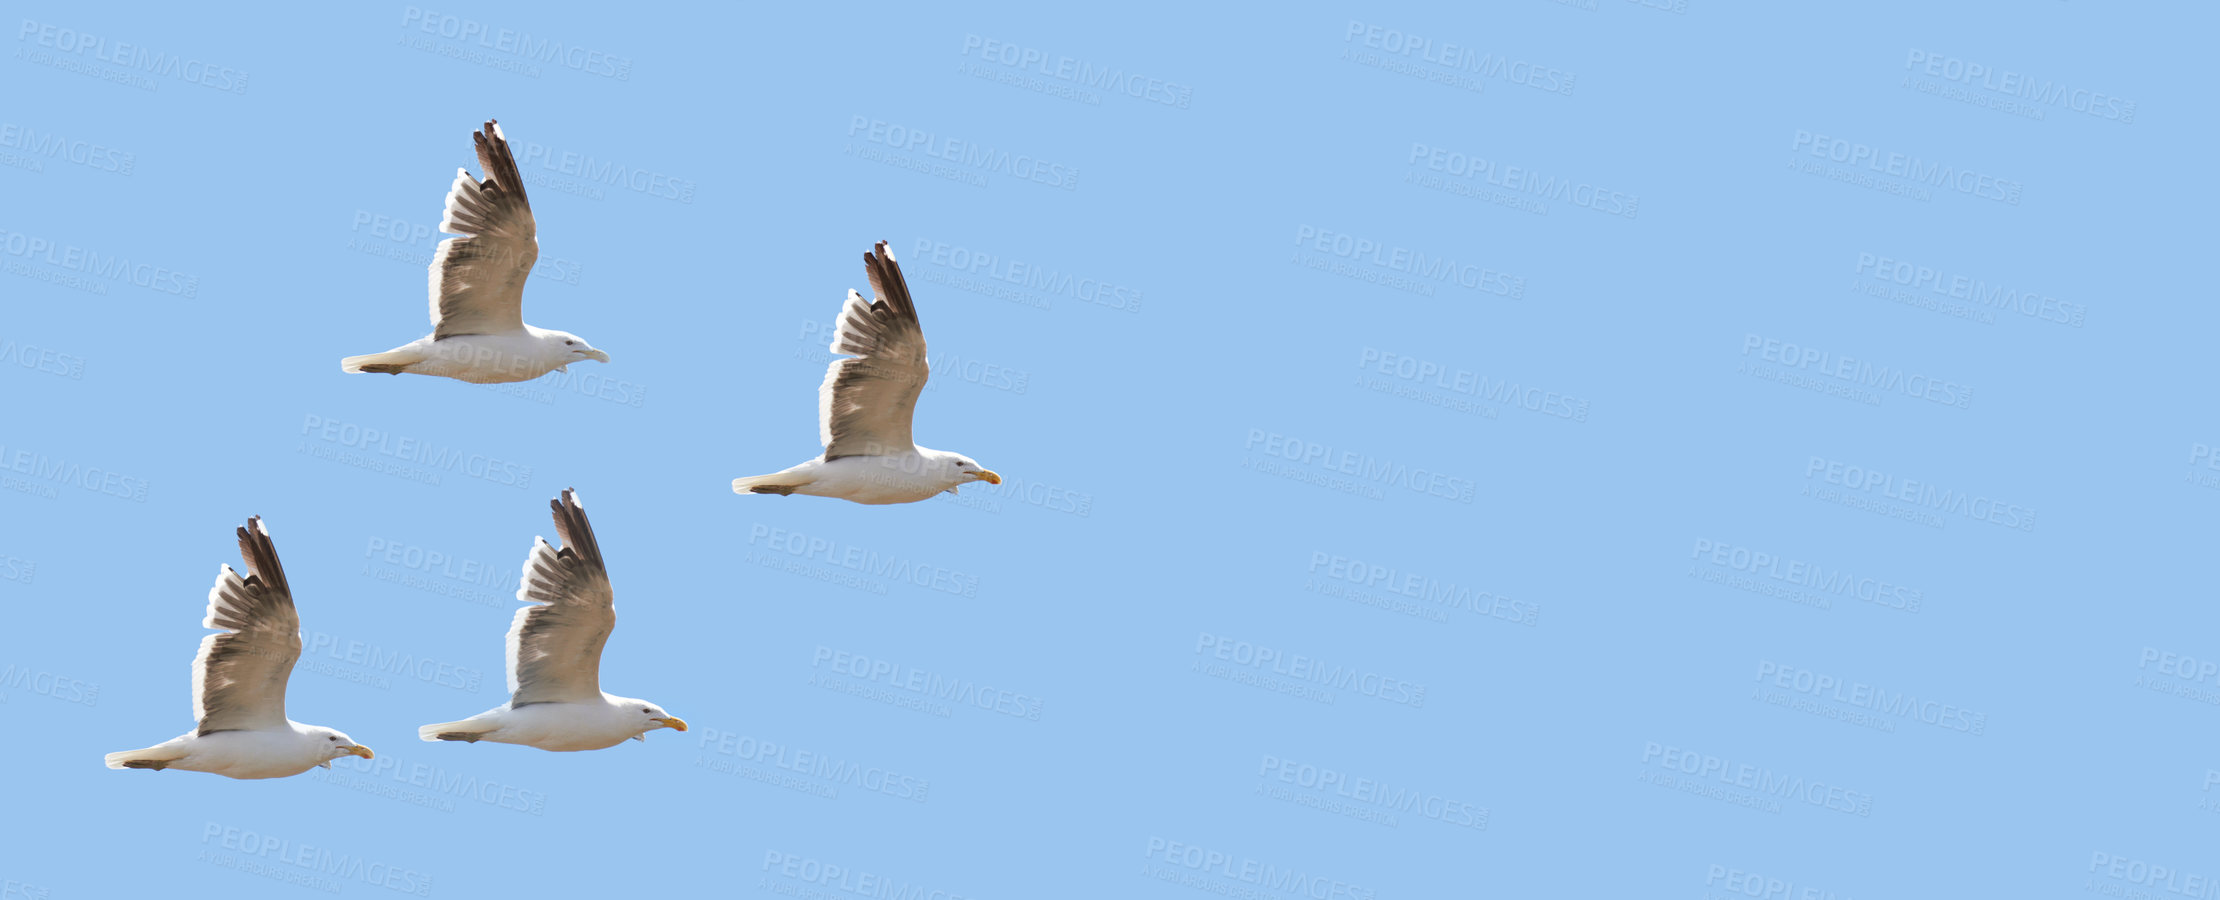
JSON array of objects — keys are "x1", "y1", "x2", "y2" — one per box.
[{"x1": 3, "y1": 1, "x2": 2213, "y2": 897}]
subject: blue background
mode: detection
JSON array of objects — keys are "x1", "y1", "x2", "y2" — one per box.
[{"x1": 3, "y1": 1, "x2": 2212, "y2": 897}]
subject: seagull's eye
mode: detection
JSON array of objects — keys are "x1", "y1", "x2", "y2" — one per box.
[
  {"x1": 328, "y1": 736, "x2": 339, "y2": 742},
  {"x1": 565, "y1": 339, "x2": 577, "y2": 346}
]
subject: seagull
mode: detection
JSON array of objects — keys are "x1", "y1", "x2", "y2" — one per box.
[
  {"x1": 418, "y1": 489, "x2": 686, "y2": 752},
  {"x1": 340, "y1": 119, "x2": 608, "y2": 384},
  {"x1": 104, "y1": 518, "x2": 374, "y2": 779},
  {"x1": 731, "y1": 241, "x2": 1001, "y2": 504}
]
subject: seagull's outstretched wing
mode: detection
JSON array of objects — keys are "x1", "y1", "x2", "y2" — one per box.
[
  {"x1": 820, "y1": 241, "x2": 928, "y2": 460},
  {"x1": 430, "y1": 118, "x2": 539, "y2": 340},
  {"x1": 504, "y1": 489, "x2": 613, "y2": 707},
  {"x1": 192, "y1": 518, "x2": 301, "y2": 736}
]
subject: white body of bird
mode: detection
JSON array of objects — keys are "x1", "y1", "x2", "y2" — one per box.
[
  {"x1": 343, "y1": 327, "x2": 598, "y2": 384},
  {"x1": 106, "y1": 723, "x2": 371, "y2": 780},
  {"x1": 419, "y1": 693, "x2": 684, "y2": 752},
  {"x1": 734, "y1": 447, "x2": 987, "y2": 505}
]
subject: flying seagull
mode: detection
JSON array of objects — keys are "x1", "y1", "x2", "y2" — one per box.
[
  {"x1": 105, "y1": 518, "x2": 374, "y2": 779},
  {"x1": 731, "y1": 241, "x2": 1001, "y2": 504},
  {"x1": 340, "y1": 119, "x2": 608, "y2": 383},
  {"x1": 419, "y1": 489, "x2": 686, "y2": 751}
]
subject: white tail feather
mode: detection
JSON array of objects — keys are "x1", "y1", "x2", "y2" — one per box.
[
  {"x1": 419, "y1": 719, "x2": 492, "y2": 742},
  {"x1": 732, "y1": 472, "x2": 814, "y2": 495},
  {"x1": 341, "y1": 349, "x2": 423, "y2": 374},
  {"x1": 105, "y1": 745, "x2": 181, "y2": 769}
]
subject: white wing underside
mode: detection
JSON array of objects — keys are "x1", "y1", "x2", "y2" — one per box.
[
  {"x1": 504, "y1": 489, "x2": 614, "y2": 706},
  {"x1": 430, "y1": 119, "x2": 539, "y2": 340},
  {"x1": 819, "y1": 242, "x2": 928, "y2": 460},
  {"x1": 191, "y1": 519, "x2": 301, "y2": 736}
]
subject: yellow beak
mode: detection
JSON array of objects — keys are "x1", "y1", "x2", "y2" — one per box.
[
  {"x1": 348, "y1": 745, "x2": 376, "y2": 760},
  {"x1": 974, "y1": 469, "x2": 1002, "y2": 485},
  {"x1": 585, "y1": 349, "x2": 611, "y2": 363},
  {"x1": 654, "y1": 716, "x2": 688, "y2": 732}
]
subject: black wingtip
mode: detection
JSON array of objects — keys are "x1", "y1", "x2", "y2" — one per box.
[
  {"x1": 863, "y1": 240, "x2": 917, "y2": 321},
  {"x1": 468, "y1": 118, "x2": 529, "y2": 211},
  {"x1": 547, "y1": 488, "x2": 603, "y2": 570},
  {"x1": 233, "y1": 515, "x2": 286, "y2": 593}
]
